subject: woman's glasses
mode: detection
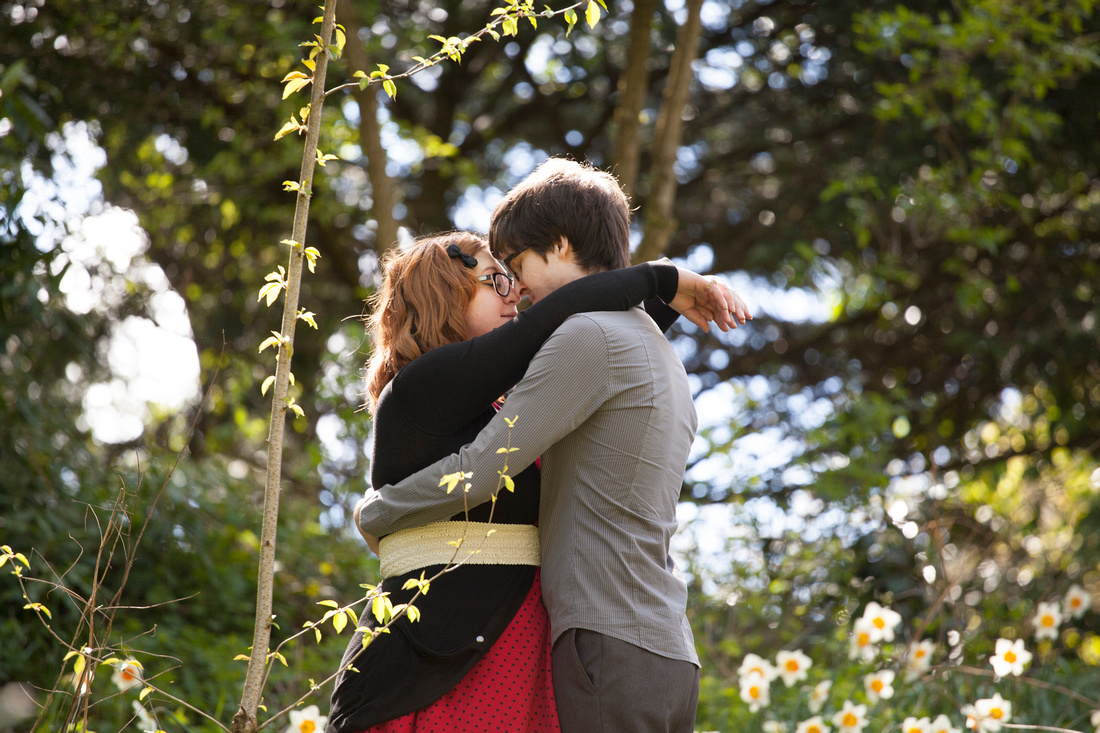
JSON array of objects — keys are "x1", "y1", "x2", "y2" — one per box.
[{"x1": 477, "y1": 271, "x2": 515, "y2": 297}]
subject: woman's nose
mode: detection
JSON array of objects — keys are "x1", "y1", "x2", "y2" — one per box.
[{"x1": 505, "y1": 280, "x2": 527, "y2": 304}]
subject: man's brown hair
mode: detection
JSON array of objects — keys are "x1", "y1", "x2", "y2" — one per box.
[{"x1": 489, "y1": 158, "x2": 631, "y2": 272}]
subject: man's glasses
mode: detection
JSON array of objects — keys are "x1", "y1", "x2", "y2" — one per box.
[
  {"x1": 477, "y1": 271, "x2": 515, "y2": 298},
  {"x1": 501, "y1": 246, "x2": 529, "y2": 277}
]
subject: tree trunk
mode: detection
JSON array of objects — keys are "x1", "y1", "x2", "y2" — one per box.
[
  {"x1": 610, "y1": 0, "x2": 657, "y2": 203},
  {"x1": 339, "y1": 0, "x2": 401, "y2": 254},
  {"x1": 230, "y1": 2, "x2": 337, "y2": 732},
  {"x1": 633, "y1": 0, "x2": 704, "y2": 264}
]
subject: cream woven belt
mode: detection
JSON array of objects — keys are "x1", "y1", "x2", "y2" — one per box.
[{"x1": 378, "y1": 521, "x2": 540, "y2": 579}]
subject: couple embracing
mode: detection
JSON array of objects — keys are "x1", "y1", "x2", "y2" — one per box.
[{"x1": 328, "y1": 157, "x2": 750, "y2": 733}]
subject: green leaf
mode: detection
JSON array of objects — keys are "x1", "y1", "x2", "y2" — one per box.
[
  {"x1": 317, "y1": 599, "x2": 339, "y2": 608},
  {"x1": 383, "y1": 80, "x2": 397, "y2": 99},
  {"x1": 333, "y1": 610, "x2": 347, "y2": 633}
]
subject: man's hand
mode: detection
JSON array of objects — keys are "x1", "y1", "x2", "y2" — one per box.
[
  {"x1": 670, "y1": 268, "x2": 752, "y2": 332},
  {"x1": 353, "y1": 496, "x2": 381, "y2": 556}
]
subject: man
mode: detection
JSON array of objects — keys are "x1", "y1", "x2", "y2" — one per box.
[{"x1": 357, "y1": 158, "x2": 748, "y2": 731}]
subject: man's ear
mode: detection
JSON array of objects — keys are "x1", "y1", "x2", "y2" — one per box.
[{"x1": 553, "y1": 236, "x2": 573, "y2": 260}]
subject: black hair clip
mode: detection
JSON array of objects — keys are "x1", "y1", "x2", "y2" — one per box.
[{"x1": 446, "y1": 243, "x2": 478, "y2": 268}]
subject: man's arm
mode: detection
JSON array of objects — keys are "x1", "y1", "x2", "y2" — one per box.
[{"x1": 357, "y1": 315, "x2": 612, "y2": 537}]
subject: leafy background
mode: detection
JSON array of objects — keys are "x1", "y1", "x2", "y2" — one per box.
[{"x1": 2, "y1": 0, "x2": 1098, "y2": 730}]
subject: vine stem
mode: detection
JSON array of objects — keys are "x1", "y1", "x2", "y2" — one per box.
[
  {"x1": 950, "y1": 664, "x2": 1100, "y2": 709},
  {"x1": 324, "y1": 1, "x2": 590, "y2": 97},
  {"x1": 231, "y1": 1, "x2": 337, "y2": 731}
]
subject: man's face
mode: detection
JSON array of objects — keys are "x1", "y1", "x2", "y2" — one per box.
[{"x1": 503, "y1": 239, "x2": 588, "y2": 303}]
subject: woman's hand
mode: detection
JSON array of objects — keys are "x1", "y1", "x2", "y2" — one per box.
[
  {"x1": 353, "y1": 498, "x2": 381, "y2": 556},
  {"x1": 670, "y1": 268, "x2": 752, "y2": 332}
]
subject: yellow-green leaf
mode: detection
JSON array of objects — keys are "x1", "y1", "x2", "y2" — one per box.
[
  {"x1": 24, "y1": 602, "x2": 52, "y2": 619},
  {"x1": 274, "y1": 119, "x2": 300, "y2": 141},
  {"x1": 259, "y1": 335, "x2": 282, "y2": 353},
  {"x1": 261, "y1": 376, "x2": 276, "y2": 396},
  {"x1": 273, "y1": 651, "x2": 288, "y2": 667},
  {"x1": 139, "y1": 686, "x2": 153, "y2": 700},
  {"x1": 383, "y1": 80, "x2": 397, "y2": 99},
  {"x1": 333, "y1": 611, "x2": 347, "y2": 634},
  {"x1": 233, "y1": 654, "x2": 250, "y2": 662},
  {"x1": 258, "y1": 282, "x2": 283, "y2": 306},
  {"x1": 439, "y1": 471, "x2": 472, "y2": 494},
  {"x1": 372, "y1": 595, "x2": 387, "y2": 624},
  {"x1": 282, "y1": 180, "x2": 301, "y2": 192},
  {"x1": 282, "y1": 76, "x2": 311, "y2": 100},
  {"x1": 318, "y1": 599, "x2": 339, "y2": 608},
  {"x1": 585, "y1": 0, "x2": 600, "y2": 28},
  {"x1": 298, "y1": 310, "x2": 318, "y2": 329},
  {"x1": 564, "y1": 7, "x2": 577, "y2": 35}
]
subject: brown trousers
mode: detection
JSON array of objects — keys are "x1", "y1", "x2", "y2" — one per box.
[{"x1": 552, "y1": 628, "x2": 700, "y2": 733}]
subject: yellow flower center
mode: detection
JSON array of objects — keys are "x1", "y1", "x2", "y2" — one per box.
[
  {"x1": 844, "y1": 712, "x2": 858, "y2": 727},
  {"x1": 915, "y1": 649, "x2": 926, "y2": 659},
  {"x1": 871, "y1": 680, "x2": 884, "y2": 692},
  {"x1": 786, "y1": 659, "x2": 800, "y2": 672},
  {"x1": 1042, "y1": 615, "x2": 1055, "y2": 627},
  {"x1": 809, "y1": 726, "x2": 822, "y2": 733},
  {"x1": 873, "y1": 617, "x2": 886, "y2": 629},
  {"x1": 858, "y1": 632, "x2": 870, "y2": 646},
  {"x1": 299, "y1": 722, "x2": 316, "y2": 733},
  {"x1": 122, "y1": 669, "x2": 136, "y2": 681},
  {"x1": 991, "y1": 707, "x2": 1003, "y2": 720},
  {"x1": 1071, "y1": 598, "x2": 1082, "y2": 608},
  {"x1": 908, "y1": 728, "x2": 922, "y2": 733},
  {"x1": 1004, "y1": 650, "x2": 1016, "y2": 663},
  {"x1": 750, "y1": 686, "x2": 761, "y2": 699}
]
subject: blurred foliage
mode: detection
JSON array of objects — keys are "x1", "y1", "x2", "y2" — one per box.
[{"x1": 3, "y1": 0, "x2": 1100, "y2": 728}]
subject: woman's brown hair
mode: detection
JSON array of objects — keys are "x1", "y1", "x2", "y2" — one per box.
[{"x1": 364, "y1": 231, "x2": 488, "y2": 408}]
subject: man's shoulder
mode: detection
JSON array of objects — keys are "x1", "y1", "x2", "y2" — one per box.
[{"x1": 557, "y1": 307, "x2": 651, "y2": 333}]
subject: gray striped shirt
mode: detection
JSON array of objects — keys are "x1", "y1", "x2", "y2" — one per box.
[{"x1": 358, "y1": 308, "x2": 700, "y2": 666}]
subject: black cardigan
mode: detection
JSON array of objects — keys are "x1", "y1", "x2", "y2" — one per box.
[{"x1": 327, "y1": 263, "x2": 679, "y2": 731}]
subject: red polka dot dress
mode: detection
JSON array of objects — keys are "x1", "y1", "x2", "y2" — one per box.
[{"x1": 353, "y1": 569, "x2": 559, "y2": 733}]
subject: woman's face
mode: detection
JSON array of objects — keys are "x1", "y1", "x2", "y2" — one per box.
[{"x1": 464, "y1": 249, "x2": 520, "y2": 338}]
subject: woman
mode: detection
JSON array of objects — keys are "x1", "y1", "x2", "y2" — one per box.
[{"x1": 328, "y1": 231, "x2": 712, "y2": 732}]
